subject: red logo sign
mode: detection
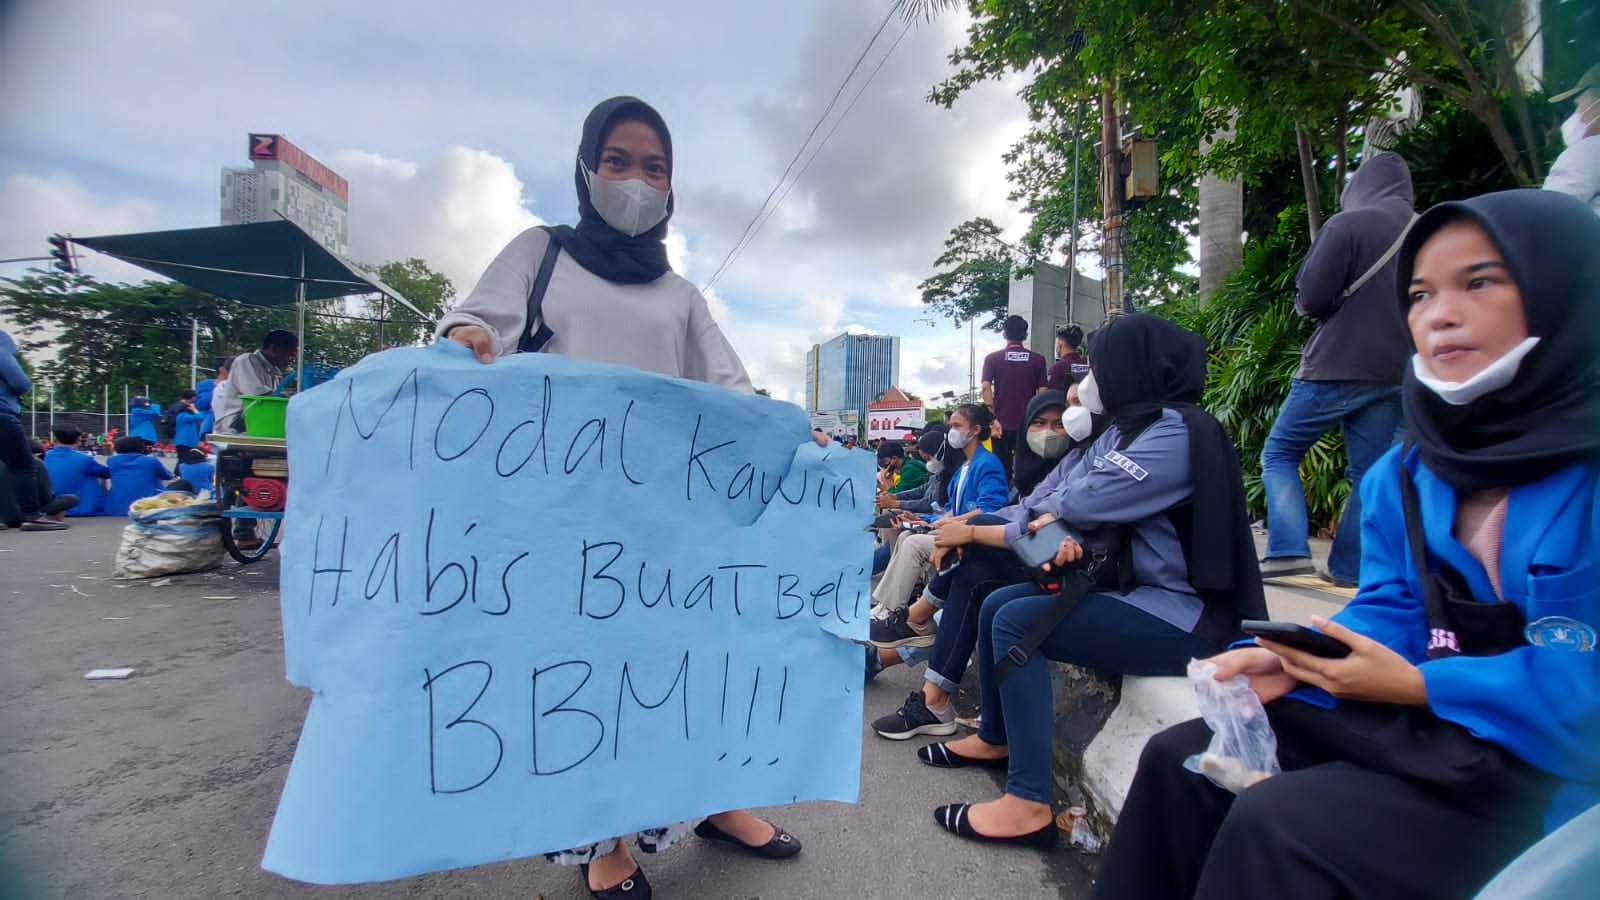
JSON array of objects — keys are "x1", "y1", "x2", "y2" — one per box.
[{"x1": 250, "y1": 134, "x2": 279, "y2": 160}]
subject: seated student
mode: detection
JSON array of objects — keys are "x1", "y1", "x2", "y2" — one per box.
[
  {"x1": 175, "y1": 448, "x2": 215, "y2": 494},
  {"x1": 916, "y1": 313, "x2": 1265, "y2": 847},
  {"x1": 127, "y1": 396, "x2": 160, "y2": 447},
  {"x1": 29, "y1": 441, "x2": 79, "y2": 521},
  {"x1": 42, "y1": 427, "x2": 109, "y2": 516},
  {"x1": 867, "y1": 388, "x2": 1104, "y2": 675},
  {"x1": 1090, "y1": 190, "x2": 1600, "y2": 899},
  {"x1": 105, "y1": 436, "x2": 174, "y2": 516}
]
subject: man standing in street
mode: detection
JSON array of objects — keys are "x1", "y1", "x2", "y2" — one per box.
[
  {"x1": 212, "y1": 330, "x2": 297, "y2": 435},
  {"x1": 0, "y1": 329, "x2": 65, "y2": 531},
  {"x1": 981, "y1": 314, "x2": 1047, "y2": 480},
  {"x1": 1546, "y1": 63, "x2": 1600, "y2": 215},
  {"x1": 1046, "y1": 324, "x2": 1089, "y2": 392},
  {"x1": 1259, "y1": 152, "x2": 1414, "y2": 587}
]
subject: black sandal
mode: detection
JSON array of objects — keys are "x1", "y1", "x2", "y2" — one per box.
[
  {"x1": 694, "y1": 819, "x2": 803, "y2": 859},
  {"x1": 578, "y1": 862, "x2": 652, "y2": 899},
  {"x1": 918, "y1": 741, "x2": 1009, "y2": 770},
  {"x1": 933, "y1": 803, "x2": 1059, "y2": 849}
]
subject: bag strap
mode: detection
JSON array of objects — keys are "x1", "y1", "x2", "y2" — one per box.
[
  {"x1": 1395, "y1": 442, "x2": 1458, "y2": 658},
  {"x1": 1340, "y1": 213, "x2": 1419, "y2": 299},
  {"x1": 517, "y1": 228, "x2": 562, "y2": 354}
]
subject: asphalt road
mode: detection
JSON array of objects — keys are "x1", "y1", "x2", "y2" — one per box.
[{"x1": 0, "y1": 518, "x2": 1094, "y2": 900}]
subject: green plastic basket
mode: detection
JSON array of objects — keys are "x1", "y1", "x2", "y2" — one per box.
[{"x1": 240, "y1": 395, "x2": 289, "y2": 438}]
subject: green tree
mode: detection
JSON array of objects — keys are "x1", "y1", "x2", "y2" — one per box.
[
  {"x1": 917, "y1": 217, "x2": 1015, "y2": 331},
  {"x1": 306, "y1": 258, "x2": 453, "y2": 367}
]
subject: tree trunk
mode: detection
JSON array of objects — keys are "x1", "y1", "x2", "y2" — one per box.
[
  {"x1": 1198, "y1": 116, "x2": 1243, "y2": 304},
  {"x1": 1296, "y1": 124, "x2": 1324, "y2": 240},
  {"x1": 1099, "y1": 87, "x2": 1127, "y2": 317}
]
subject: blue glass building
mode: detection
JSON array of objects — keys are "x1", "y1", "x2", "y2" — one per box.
[{"x1": 804, "y1": 332, "x2": 901, "y2": 416}]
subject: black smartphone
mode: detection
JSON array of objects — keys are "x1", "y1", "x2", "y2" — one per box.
[
  {"x1": 873, "y1": 512, "x2": 899, "y2": 529},
  {"x1": 1239, "y1": 620, "x2": 1352, "y2": 659},
  {"x1": 1009, "y1": 519, "x2": 1077, "y2": 572}
]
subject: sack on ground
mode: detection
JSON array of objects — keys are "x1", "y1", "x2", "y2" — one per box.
[
  {"x1": 114, "y1": 492, "x2": 224, "y2": 579},
  {"x1": 1182, "y1": 658, "x2": 1281, "y2": 793}
]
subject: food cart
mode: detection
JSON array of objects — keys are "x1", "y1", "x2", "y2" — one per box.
[{"x1": 70, "y1": 220, "x2": 429, "y2": 563}]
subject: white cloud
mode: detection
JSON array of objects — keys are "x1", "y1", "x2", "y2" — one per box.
[
  {"x1": 0, "y1": 173, "x2": 164, "y2": 284},
  {"x1": 332, "y1": 146, "x2": 544, "y2": 296}
]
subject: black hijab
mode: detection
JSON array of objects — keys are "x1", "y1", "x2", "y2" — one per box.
[
  {"x1": 1396, "y1": 189, "x2": 1600, "y2": 494},
  {"x1": 1087, "y1": 314, "x2": 1267, "y2": 640},
  {"x1": 545, "y1": 96, "x2": 675, "y2": 284},
  {"x1": 1012, "y1": 390, "x2": 1068, "y2": 498}
]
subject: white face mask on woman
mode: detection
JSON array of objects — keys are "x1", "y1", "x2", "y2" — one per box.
[
  {"x1": 926, "y1": 456, "x2": 945, "y2": 475},
  {"x1": 582, "y1": 161, "x2": 671, "y2": 236},
  {"x1": 1411, "y1": 337, "x2": 1541, "y2": 406},
  {"x1": 1077, "y1": 372, "x2": 1106, "y2": 414},
  {"x1": 1026, "y1": 429, "x2": 1071, "y2": 459},
  {"x1": 947, "y1": 426, "x2": 974, "y2": 450},
  {"x1": 1061, "y1": 405, "x2": 1094, "y2": 442},
  {"x1": 1562, "y1": 99, "x2": 1598, "y2": 148}
]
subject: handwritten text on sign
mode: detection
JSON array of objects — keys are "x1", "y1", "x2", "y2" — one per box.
[{"x1": 260, "y1": 343, "x2": 872, "y2": 884}]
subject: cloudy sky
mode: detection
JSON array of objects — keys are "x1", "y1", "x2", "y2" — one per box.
[{"x1": 0, "y1": 0, "x2": 1036, "y2": 404}]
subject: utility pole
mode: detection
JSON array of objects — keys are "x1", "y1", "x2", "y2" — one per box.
[
  {"x1": 1067, "y1": 99, "x2": 1082, "y2": 323},
  {"x1": 190, "y1": 318, "x2": 199, "y2": 388},
  {"x1": 1099, "y1": 86, "x2": 1129, "y2": 316}
]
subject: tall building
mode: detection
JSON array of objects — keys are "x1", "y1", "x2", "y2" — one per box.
[
  {"x1": 804, "y1": 332, "x2": 900, "y2": 416},
  {"x1": 221, "y1": 133, "x2": 349, "y2": 255}
]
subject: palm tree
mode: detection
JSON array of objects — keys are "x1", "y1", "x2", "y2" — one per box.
[{"x1": 894, "y1": 0, "x2": 962, "y2": 22}]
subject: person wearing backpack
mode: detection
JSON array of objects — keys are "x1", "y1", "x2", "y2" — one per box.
[{"x1": 1259, "y1": 152, "x2": 1414, "y2": 588}]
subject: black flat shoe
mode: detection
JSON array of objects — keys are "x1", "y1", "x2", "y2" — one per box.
[
  {"x1": 934, "y1": 803, "x2": 1059, "y2": 849},
  {"x1": 694, "y1": 819, "x2": 803, "y2": 859},
  {"x1": 919, "y1": 741, "x2": 1009, "y2": 770},
  {"x1": 578, "y1": 862, "x2": 652, "y2": 899}
]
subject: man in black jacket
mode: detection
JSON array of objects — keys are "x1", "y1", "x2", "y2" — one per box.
[{"x1": 1259, "y1": 152, "x2": 1413, "y2": 587}]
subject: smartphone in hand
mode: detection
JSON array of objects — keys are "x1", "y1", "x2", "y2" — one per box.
[{"x1": 1240, "y1": 620, "x2": 1352, "y2": 659}]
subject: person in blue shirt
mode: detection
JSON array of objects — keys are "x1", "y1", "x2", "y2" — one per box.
[
  {"x1": 173, "y1": 402, "x2": 203, "y2": 455},
  {"x1": 174, "y1": 448, "x2": 215, "y2": 494},
  {"x1": 193, "y1": 358, "x2": 226, "y2": 437},
  {"x1": 1092, "y1": 190, "x2": 1600, "y2": 900},
  {"x1": 42, "y1": 427, "x2": 109, "y2": 516},
  {"x1": 105, "y1": 436, "x2": 174, "y2": 516},
  {"x1": 863, "y1": 403, "x2": 1011, "y2": 739},
  {"x1": 127, "y1": 396, "x2": 160, "y2": 447}
]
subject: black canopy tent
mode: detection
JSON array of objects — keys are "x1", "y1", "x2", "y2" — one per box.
[{"x1": 71, "y1": 219, "x2": 431, "y2": 389}]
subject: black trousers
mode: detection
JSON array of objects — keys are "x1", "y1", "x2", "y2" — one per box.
[
  {"x1": 991, "y1": 430, "x2": 1016, "y2": 481},
  {"x1": 0, "y1": 413, "x2": 40, "y2": 520},
  {"x1": 1092, "y1": 706, "x2": 1553, "y2": 900}
]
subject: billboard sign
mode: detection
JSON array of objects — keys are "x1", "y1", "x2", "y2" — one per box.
[
  {"x1": 249, "y1": 133, "x2": 350, "y2": 202},
  {"x1": 867, "y1": 407, "x2": 924, "y2": 441}
]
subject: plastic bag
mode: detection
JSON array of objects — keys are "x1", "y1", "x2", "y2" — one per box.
[
  {"x1": 1181, "y1": 658, "x2": 1281, "y2": 793},
  {"x1": 114, "y1": 494, "x2": 224, "y2": 579}
]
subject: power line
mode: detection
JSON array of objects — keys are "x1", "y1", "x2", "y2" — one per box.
[{"x1": 700, "y1": 4, "x2": 901, "y2": 291}]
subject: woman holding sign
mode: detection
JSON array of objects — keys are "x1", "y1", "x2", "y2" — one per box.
[{"x1": 439, "y1": 97, "x2": 799, "y2": 899}]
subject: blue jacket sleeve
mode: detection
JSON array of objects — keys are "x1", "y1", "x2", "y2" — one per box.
[
  {"x1": 88, "y1": 457, "x2": 110, "y2": 478},
  {"x1": 0, "y1": 346, "x2": 31, "y2": 397},
  {"x1": 965, "y1": 451, "x2": 1010, "y2": 515}
]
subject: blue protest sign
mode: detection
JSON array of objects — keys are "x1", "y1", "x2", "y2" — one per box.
[{"x1": 260, "y1": 342, "x2": 872, "y2": 884}]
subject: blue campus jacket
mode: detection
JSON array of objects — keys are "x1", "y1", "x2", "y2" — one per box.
[
  {"x1": 922, "y1": 445, "x2": 1009, "y2": 521},
  {"x1": 177, "y1": 458, "x2": 215, "y2": 492},
  {"x1": 1313, "y1": 445, "x2": 1600, "y2": 833},
  {"x1": 194, "y1": 378, "x2": 216, "y2": 436},
  {"x1": 105, "y1": 453, "x2": 174, "y2": 516},
  {"x1": 42, "y1": 446, "x2": 109, "y2": 516},
  {"x1": 174, "y1": 410, "x2": 203, "y2": 448},
  {"x1": 128, "y1": 406, "x2": 161, "y2": 443}
]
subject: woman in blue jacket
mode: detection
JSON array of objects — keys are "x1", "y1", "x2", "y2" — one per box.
[
  {"x1": 127, "y1": 397, "x2": 160, "y2": 446},
  {"x1": 1092, "y1": 189, "x2": 1600, "y2": 900}
]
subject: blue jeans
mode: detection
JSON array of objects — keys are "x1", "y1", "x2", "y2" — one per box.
[
  {"x1": 976, "y1": 583, "x2": 1217, "y2": 805},
  {"x1": 923, "y1": 543, "x2": 1026, "y2": 694},
  {"x1": 1260, "y1": 379, "x2": 1401, "y2": 581}
]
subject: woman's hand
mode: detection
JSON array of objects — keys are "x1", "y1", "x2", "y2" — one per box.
[
  {"x1": 1040, "y1": 537, "x2": 1083, "y2": 572},
  {"x1": 875, "y1": 490, "x2": 898, "y2": 510},
  {"x1": 1258, "y1": 616, "x2": 1427, "y2": 706},
  {"x1": 1027, "y1": 512, "x2": 1058, "y2": 532},
  {"x1": 933, "y1": 520, "x2": 974, "y2": 549},
  {"x1": 447, "y1": 325, "x2": 496, "y2": 364},
  {"x1": 1209, "y1": 646, "x2": 1299, "y2": 704}
]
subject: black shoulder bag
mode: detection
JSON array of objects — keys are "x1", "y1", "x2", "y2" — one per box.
[
  {"x1": 991, "y1": 522, "x2": 1130, "y2": 686},
  {"x1": 516, "y1": 228, "x2": 562, "y2": 354}
]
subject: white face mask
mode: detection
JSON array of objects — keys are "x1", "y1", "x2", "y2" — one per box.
[
  {"x1": 1061, "y1": 405, "x2": 1094, "y2": 442},
  {"x1": 926, "y1": 457, "x2": 945, "y2": 475},
  {"x1": 1077, "y1": 372, "x2": 1106, "y2": 415},
  {"x1": 1410, "y1": 337, "x2": 1540, "y2": 406},
  {"x1": 582, "y1": 161, "x2": 671, "y2": 237},
  {"x1": 1026, "y1": 429, "x2": 1072, "y2": 459},
  {"x1": 947, "y1": 426, "x2": 973, "y2": 450},
  {"x1": 1562, "y1": 100, "x2": 1597, "y2": 147}
]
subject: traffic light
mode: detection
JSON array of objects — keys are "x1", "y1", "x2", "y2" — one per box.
[{"x1": 48, "y1": 234, "x2": 75, "y2": 274}]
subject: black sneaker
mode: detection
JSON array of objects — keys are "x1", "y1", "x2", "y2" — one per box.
[
  {"x1": 1259, "y1": 556, "x2": 1314, "y2": 578},
  {"x1": 869, "y1": 606, "x2": 935, "y2": 649},
  {"x1": 865, "y1": 644, "x2": 883, "y2": 682},
  {"x1": 873, "y1": 691, "x2": 956, "y2": 740},
  {"x1": 19, "y1": 517, "x2": 67, "y2": 532}
]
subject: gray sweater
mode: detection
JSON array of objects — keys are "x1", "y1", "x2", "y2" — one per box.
[
  {"x1": 1293, "y1": 152, "x2": 1415, "y2": 383},
  {"x1": 436, "y1": 227, "x2": 752, "y2": 392}
]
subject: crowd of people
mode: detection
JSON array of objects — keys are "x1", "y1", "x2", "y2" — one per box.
[{"x1": 2, "y1": 78, "x2": 1596, "y2": 897}]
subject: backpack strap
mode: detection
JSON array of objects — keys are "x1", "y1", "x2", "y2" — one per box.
[
  {"x1": 517, "y1": 228, "x2": 562, "y2": 354},
  {"x1": 1395, "y1": 442, "x2": 1457, "y2": 658},
  {"x1": 1340, "y1": 213, "x2": 1419, "y2": 299}
]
